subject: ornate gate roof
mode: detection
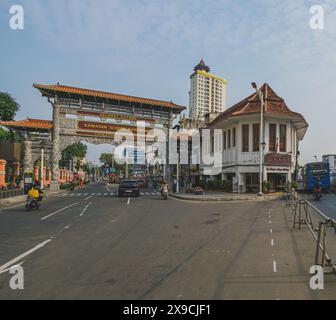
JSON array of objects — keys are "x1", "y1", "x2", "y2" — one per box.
[
  {"x1": 0, "y1": 118, "x2": 53, "y2": 132},
  {"x1": 33, "y1": 83, "x2": 185, "y2": 113}
]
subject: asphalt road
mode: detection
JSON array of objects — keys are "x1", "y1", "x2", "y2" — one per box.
[
  {"x1": 309, "y1": 193, "x2": 336, "y2": 220},
  {"x1": 0, "y1": 182, "x2": 335, "y2": 300}
]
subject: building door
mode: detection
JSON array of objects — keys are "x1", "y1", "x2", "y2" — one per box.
[
  {"x1": 267, "y1": 173, "x2": 287, "y2": 191},
  {"x1": 246, "y1": 173, "x2": 259, "y2": 193}
]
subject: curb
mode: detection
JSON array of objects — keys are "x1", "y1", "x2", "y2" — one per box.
[{"x1": 169, "y1": 193, "x2": 282, "y2": 202}]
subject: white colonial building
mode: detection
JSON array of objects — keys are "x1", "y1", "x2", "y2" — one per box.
[{"x1": 201, "y1": 83, "x2": 308, "y2": 193}]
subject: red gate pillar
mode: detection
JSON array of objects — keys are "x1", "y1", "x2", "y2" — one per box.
[
  {"x1": 0, "y1": 160, "x2": 7, "y2": 187},
  {"x1": 12, "y1": 162, "x2": 20, "y2": 187},
  {"x1": 43, "y1": 167, "x2": 47, "y2": 186},
  {"x1": 34, "y1": 166, "x2": 39, "y2": 182},
  {"x1": 47, "y1": 168, "x2": 51, "y2": 186}
]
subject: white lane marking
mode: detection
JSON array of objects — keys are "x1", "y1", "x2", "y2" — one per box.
[
  {"x1": 271, "y1": 239, "x2": 274, "y2": 246},
  {"x1": 0, "y1": 239, "x2": 52, "y2": 273},
  {"x1": 127, "y1": 197, "x2": 131, "y2": 205},
  {"x1": 91, "y1": 193, "x2": 95, "y2": 195},
  {"x1": 84, "y1": 196, "x2": 93, "y2": 201},
  {"x1": 70, "y1": 193, "x2": 75, "y2": 196},
  {"x1": 270, "y1": 229, "x2": 273, "y2": 234},
  {"x1": 62, "y1": 193, "x2": 68, "y2": 197},
  {"x1": 41, "y1": 202, "x2": 79, "y2": 221},
  {"x1": 97, "y1": 193, "x2": 101, "y2": 196},
  {"x1": 80, "y1": 202, "x2": 92, "y2": 217},
  {"x1": 84, "y1": 193, "x2": 88, "y2": 196},
  {"x1": 273, "y1": 261, "x2": 277, "y2": 273},
  {"x1": 104, "y1": 193, "x2": 107, "y2": 196},
  {"x1": 141, "y1": 192, "x2": 145, "y2": 195},
  {"x1": 269, "y1": 221, "x2": 272, "y2": 224},
  {"x1": 146, "y1": 192, "x2": 150, "y2": 195},
  {"x1": 110, "y1": 219, "x2": 119, "y2": 224},
  {"x1": 64, "y1": 225, "x2": 70, "y2": 230},
  {"x1": 152, "y1": 192, "x2": 156, "y2": 195}
]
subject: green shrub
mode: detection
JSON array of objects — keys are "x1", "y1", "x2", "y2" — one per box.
[
  {"x1": 263, "y1": 181, "x2": 272, "y2": 193},
  {"x1": 291, "y1": 180, "x2": 298, "y2": 190},
  {"x1": 214, "y1": 179, "x2": 222, "y2": 190},
  {"x1": 206, "y1": 180, "x2": 214, "y2": 190},
  {"x1": 221, "y1": 180, "x2": 232, "y2": 192}
]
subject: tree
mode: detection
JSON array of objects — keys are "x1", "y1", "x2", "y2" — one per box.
[
  {"x1": 62, "y1": 142, "x2": 87, "y2": 161},
  {"x1": 99, "y1": 153, "x2": 114, "y2": 166},
  {"x1": 0, "y1": 92, "x2": 20, "y2": 121}
]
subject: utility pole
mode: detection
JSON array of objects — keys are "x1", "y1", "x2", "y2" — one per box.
[
  {"x1": 252, "y1": 82, "x2": 265, "y2": 196},
  {"x1": 40, "y1": 141, "x2": 45, "y2": 189}
]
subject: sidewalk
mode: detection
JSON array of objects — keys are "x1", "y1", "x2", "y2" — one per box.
[
  {"x1": 169, "y1": 191, "x2": 283, "y2": 201},
  {"x1": 0, "y1": 189, "x2": 66, "y2": 208}
]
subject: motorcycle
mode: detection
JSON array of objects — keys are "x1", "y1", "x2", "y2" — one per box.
[
  {"x1": 162, "y1": 190, "x2": 168, "y2": 200},
  {"x1": 25, "y1": 196, "x2": 41, "y2": 211},
  {"x1": 313, "y1": 187, "x2": 322, "y2": 201}
]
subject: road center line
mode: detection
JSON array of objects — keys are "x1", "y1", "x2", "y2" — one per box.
[
  {"x1": 80, "y1": 202, "x2": 92, "y2": 217},
  {"x1": 41, "y1": 202, "x2": 79, "y2": 221},
  {"x1": 273, "y1": 260, "x2": 277, "y2": 273},
  {"x1": 0, "y1": 239, "x2": 52, "y2": 273},
  {"x1": 127, "y1": 197, "x2": 131, "y2": 205},
  {"x1": 271, "y1": 239, "x2": 274, "y2": 246}
]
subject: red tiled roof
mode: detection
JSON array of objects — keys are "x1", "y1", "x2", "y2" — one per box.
[
  {"x1": 33, "y1": 83, "x2": 185, "y2": 110},
  {"x1": 0, "y1": 118, "x2": 53, "y2": 130},
  {"x1": 208, "y1": 83, "x2": 308, "y2": 129}
]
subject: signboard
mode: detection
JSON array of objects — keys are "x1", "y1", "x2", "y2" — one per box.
[
  {"x1": 77, "y1": 110, "x2": 156, "y2": 123},
  {"x1": 76, "y1": 120, "x2": 156, "y2": 140},
  {"x1": 264, "y1": 153, "x2": 291, "y2": 166}
]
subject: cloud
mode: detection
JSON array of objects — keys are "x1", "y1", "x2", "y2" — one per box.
[{"x1": 2, "y1": 0, "x2": 336, "y2": 162}]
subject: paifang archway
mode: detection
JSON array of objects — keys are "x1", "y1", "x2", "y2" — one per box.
[{"x1": 33, "y1": 83, "x2": 185, "y2": 190}]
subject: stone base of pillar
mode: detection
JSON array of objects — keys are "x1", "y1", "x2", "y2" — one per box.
[{"x1": 49, "y1": 181, "x2": 60, "y2": 192}]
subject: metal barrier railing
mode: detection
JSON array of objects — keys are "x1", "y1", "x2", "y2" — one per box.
[
  {"x1": 0, "y1": 188, "x2": 25, "y2": 200},
  {"x1": 284, "y1": 191, "x2": 336, "y2": 270}
]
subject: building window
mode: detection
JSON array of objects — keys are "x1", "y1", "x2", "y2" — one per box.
[
  {"x1": 223, "y1": 131, "x2": 227, "y2": 150},
  {"x1": 280, "y1": 124, "x2": 287, "y2": 152},
  {"x1": 228, "y1": 129, "x2": 231, "y2": 148},
  {"x1": 211, "y1": 136, "x2": 214, "y2": 153},
  {"x1": 269, "y1": 124, "x2": 277, "y2": 152},
  {"x1": 233, "y1": 127, "x2": 236, "y2": 147},
  {"x1": 242, "y1": 124, "x2": 249, "y2": 152},
  {"x1": 253, "y1": 124, "x2": 260, "y2": 152}
]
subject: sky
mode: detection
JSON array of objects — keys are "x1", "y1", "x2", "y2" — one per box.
[{"x1": 0, "y1": 0, "x2": 336, "y2": 163}]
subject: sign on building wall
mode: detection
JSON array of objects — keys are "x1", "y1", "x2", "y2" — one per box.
[{"x1": 264, "y1": 153, "x2": 291, "y2": 166}]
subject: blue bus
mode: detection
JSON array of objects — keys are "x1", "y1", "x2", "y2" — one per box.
[{"x1": 304, "y1": 162, "x2": 330, "y2": 191}]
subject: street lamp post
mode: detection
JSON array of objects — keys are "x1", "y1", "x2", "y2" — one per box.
[{"x1": 252, "y1": 82, "x2": 265, "y2": 196}]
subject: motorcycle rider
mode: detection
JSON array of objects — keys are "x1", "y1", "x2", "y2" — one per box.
[
  {"x1": 27, "y1": 186, "x2": 41, "y2": 206},
  {"x1": 313, "y1": 178, "x2": 322, "y2": 200},
  {"x1": 161, "y1": 180, "x2": 169, "y2": 199}
]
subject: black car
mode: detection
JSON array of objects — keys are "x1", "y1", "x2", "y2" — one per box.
[{"x1": 118, "y1": 179, "x2": 140, "y2": 197}]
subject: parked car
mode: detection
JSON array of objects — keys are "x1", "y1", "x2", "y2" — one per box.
[{"x1": 118, "y1": 179, "x2": 140, "y2": 197}]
